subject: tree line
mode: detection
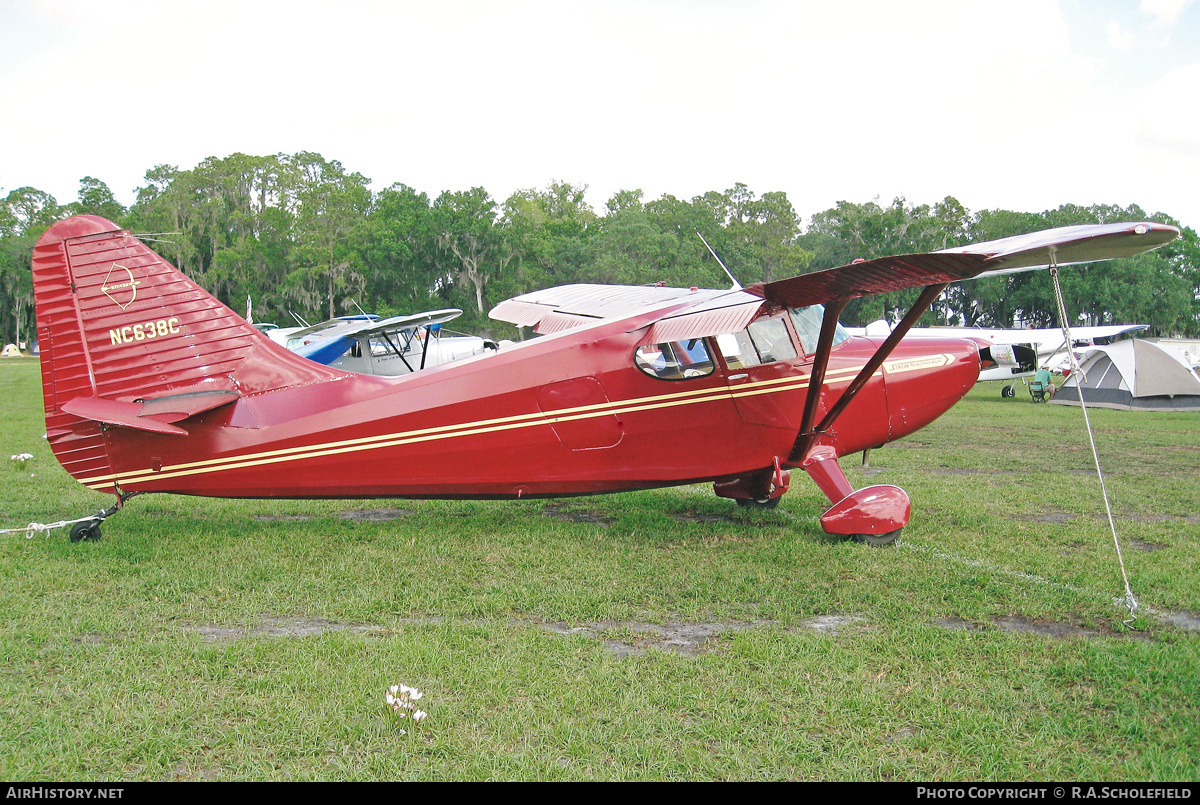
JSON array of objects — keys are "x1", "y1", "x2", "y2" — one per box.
[{"x1": 2, "y1": 150, "x2": 1197, "y2": 347}]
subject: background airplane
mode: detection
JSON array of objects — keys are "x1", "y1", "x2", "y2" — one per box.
[
  {"x1": 848, "y1": 321, "x2": 1148, "y2": 390},
  {"x1": 272, "y1": 310, "x2": 505, "y2": 376}
]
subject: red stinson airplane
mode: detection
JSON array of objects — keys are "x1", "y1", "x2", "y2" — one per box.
[{"x1": 31, "y1": 215, "x2": 1178, "y2": 543}]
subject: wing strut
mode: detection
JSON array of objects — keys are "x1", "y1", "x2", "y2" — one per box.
[
  {"x1": 790, "y1": 283, "x2": 949, "y2": 463},
  {"x1": 795, "y1": 298, "x2": 850, "y2": 449}
]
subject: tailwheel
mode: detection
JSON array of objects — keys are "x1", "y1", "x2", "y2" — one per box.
[
  {"x1": 66, "y1": 503, "x2": 121, "y2": 543},
  {"x1": 850, "y1": 528, "x2": 901, "y2": 547},
  {"x1": 736, "y1": 497, "x2": 781, "y2": 509},
  {"x1": 69, "y1": 520, "x2": 102, "y2": 543}
]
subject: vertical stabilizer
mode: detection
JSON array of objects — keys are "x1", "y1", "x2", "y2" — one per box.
[{"x1": 32, "y1": 215, "x2": 344, "y2": 488}]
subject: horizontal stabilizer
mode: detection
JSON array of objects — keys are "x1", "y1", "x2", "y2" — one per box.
[
  {"x1": 61, "y1": 388, "x2": 240, "y2": 436},
  {"x1": 136, "y1": 389, "x2": 241, "y2": 422},
  {"x1": 62, "y1": 397, "x2": 189, "y2": 436}
]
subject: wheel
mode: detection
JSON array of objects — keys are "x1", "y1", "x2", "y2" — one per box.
[
  {"x1": 69, "y1": 521, "x2": 102, "y2": 543},
  {"x1": 736, "y1": 497, "x2": 781, "y2": 509},
  {"x1": 1001, "y1": 385, "x2": 1014, "y2": 398},
  {"x1": 850, "y1": 528, "x2": 901, "y2": 546}
]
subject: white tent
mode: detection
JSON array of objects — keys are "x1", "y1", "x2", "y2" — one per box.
[{"x1": 1049, "y1": 339, "x2": 1200, "y2": 411}]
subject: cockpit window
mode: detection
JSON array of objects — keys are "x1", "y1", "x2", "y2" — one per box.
[
  {"x1": 716, "y1": 314, "x2": 798, "y2": 369},
  {"x1": 747, "y1": 317, "x2": 797, "y2": 363},
  {"x1": 789, "y1": 305, "x2": 851, "y2": 355},
  {"x1": 715, "y1": 330, "x2": 761, "y2": 369},
  {"x1": 634, "y1": 339, "x2": 715, "y2": 380}
]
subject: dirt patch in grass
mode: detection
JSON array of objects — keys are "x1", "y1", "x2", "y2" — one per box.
[
  {"x1": 538, "y1": 615, "x2": 864, "y2": 657},
  {"x1": 252, "y1": 508, "x2": 414, "y2": 523},
  {"x1": 186, "y1": 616, "x2": 380, "y2": 641},
  {"x1": 936, "y1": 615, "x2": 1145, "y2": 640},
  {"x1": 338, "y1": 508, "x2": 414, "y2": 522},
  {"x1": 541, "y1": 503, "x2": 612, "y2": 526},
  {"x1": 1033, "y1": 511, "x2": 1077, "y2": 524},
  {"x1": 1163, "y1": 611, "x2": 1200, "y2": 631},
  {"x1": 672, "y1": 512, "x2": 742, "y2": 525},
  {"x1": 993, "y1": 616, "x2": 1107, "y2": 639},
  {"x1": 187, "y1": 613, "x2": 862, "y2": 655}
]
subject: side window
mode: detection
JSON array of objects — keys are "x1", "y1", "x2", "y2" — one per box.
[
  {"x1": 715, "y1": 330, "x2": 761, "y2": 369},
  {"x1": 717, "y1": 315, "x2": 798, "y2": 369},
  {"x1": 634, "y1": 338, "x2": 715, "y2": 380},
  {"x1": 747, "y1": 317, "x2": 797, "y2": 363}
]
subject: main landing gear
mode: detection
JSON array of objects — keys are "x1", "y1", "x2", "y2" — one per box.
[
  {"x1": 717, "y1": 450, "x2": 908, "y2": 546},
  {"x1": 801, "y1": 446, "x2": 910, "y2": 547}
]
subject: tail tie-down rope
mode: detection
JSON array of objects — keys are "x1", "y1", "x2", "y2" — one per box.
[{"x1": 1, "y1": 515, "x2": 98, "y2": 539}]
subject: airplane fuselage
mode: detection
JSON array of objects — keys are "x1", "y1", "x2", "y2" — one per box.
[{"x1": 74, "y1": 313, "x2": 982, "y2": 501}]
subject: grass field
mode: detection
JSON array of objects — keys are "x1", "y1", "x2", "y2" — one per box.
[{"x1": 1, "y1": 356, "x2": 1197, "y2": 781}]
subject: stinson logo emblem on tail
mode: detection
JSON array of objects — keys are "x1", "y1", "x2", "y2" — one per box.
[{"x1": 101, "y1": 263, "x2": 141, "y2": 310}]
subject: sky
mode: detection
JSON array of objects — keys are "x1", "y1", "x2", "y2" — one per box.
[{"x1": 1, "y1": 0, "x2": 1197, "y2": 231}]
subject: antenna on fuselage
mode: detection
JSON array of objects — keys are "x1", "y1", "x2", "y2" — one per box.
[{"x1": 697, "y1": 232, "x2": 741, "y2": 290}]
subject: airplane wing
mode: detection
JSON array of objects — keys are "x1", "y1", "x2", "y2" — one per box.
[
  {"x1": 1058, "y1": 324, "x2": 1149, "y2": 342},
  {"x1": 490, "y1": 284, "x2": 767, "y2": 342},
  {"x1": 295, "y1": 309, "x2": 463, "y2": 364},
  {"x1": 747, "y1": 221, "x2": 1180, "y2": 308},
  {"x1": 942, "y1": 222, "x2": 1181, "y2": 278},
  {"x1": 490, "y1": 285, "x2": 705, "y2": 330}
]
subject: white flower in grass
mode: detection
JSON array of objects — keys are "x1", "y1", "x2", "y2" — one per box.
[{"x1": 383, "y1": 680, "x2": 430, "y2": 733}]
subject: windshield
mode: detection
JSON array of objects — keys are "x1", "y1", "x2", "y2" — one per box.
[{"x1": 789, "y1": 305, "x2": 851, "y2": 355}]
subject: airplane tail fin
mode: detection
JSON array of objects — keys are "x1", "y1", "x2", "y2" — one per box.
[{"x1": 32, "y1": 215, "x2": 342, "y2": 488}]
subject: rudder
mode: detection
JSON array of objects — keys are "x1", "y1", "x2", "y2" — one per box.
[{"x1": 32, "y1": 215, "x2": 342, "y2": 489}]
